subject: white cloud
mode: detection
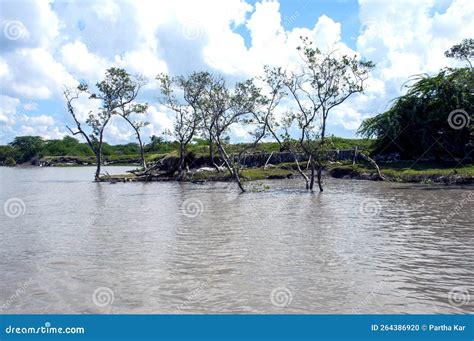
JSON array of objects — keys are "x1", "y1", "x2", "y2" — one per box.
[
  {"x1": 0, "y1": 95, "x2": 20, "y2": 126},
  {"x1": 61, "y1": 40, "x2": 108, "y2": 80},
  {"x1": 0, "y1": 0, "x2": 473, "y2": 143}
]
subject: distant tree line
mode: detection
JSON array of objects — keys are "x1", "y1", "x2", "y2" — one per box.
[{"x1": 0, "y1": 134, "x2": 177, "y2": 167}]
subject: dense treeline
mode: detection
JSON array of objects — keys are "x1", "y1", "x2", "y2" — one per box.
[
  {"x1": 0, "y1": 135, "x2": 177, "y2": 166},
  {"x1": 0, "y1": 135, "x2": 371, "y2": 166}
]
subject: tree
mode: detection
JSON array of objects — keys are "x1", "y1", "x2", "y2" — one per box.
[
  {"x1": 65, "y1": 67, "x2": 142, "y2": 180},
  {"x1": 115, "y1": 85, "x2": 149, "y2": 169},
  {"x1": 198, "y1": 75, "x2": 267, "y2": 192},
  {"x1": 445, "y1": 38, "x2": 474, "y2": 68},
  {"x1": 156, "y1": 72, "x2": 205, "y2": 180},
  {"x1": 275, "y1": 37, "x2": 374, "y2": 191},
  {"x1": 261, "y1": 66, "x2": 311, "y2": 188},
  {"x1": 358, "y1": 68, "x2": 473, "y2": 160},
  {"x1": 0, "y1": 145, "x2": 17, "y2": 165},
  {"x1": 112, "y1": 72, "x2": 149, "y2": 169},
  {"x1": 9, "y1": 136, "x2": 44, "y2": 164}
]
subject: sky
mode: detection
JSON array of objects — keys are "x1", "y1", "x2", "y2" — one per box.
[{"x1": 0, "y1": 0, "x2": 473, "y2": 145}]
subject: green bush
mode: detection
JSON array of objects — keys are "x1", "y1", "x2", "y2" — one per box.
[{"x1": 5, "y1": 156, "x2": 16, "y2": 166}]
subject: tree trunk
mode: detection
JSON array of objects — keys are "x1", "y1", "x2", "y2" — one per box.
[
  {"x1": 316, "y1": 165, "x2": 323, "y2": 192},
  {"x1": 178, "y1": 144, "x2": 185, "y2": 180},
  {"x1": 309, "y1": 161, "x2": 315, "y2": 191},
  {"x1": 208, "y1": 137, "x2": 220, "y2": 171},
  {"x1": 216, "y1": 142, "x2": 245, "y2": 192},
  {"x1": 292, "y1": 153, "x2": 309, "y2": 189},
  {"x1": 137, "y1": 131, "x2": 147, "y2": 170},
  {"x1": 95, "y1": 144, "x2": 102, "y2": 181},
  {"x1": 358, "y1": 152, "x2": 385, "y2": 181}
]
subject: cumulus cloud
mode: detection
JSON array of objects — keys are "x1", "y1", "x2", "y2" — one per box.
[
  {"x1": 0, "y1": 0, "x2": 472, "y2": 144},
  {"x1": 356, "y1": 0, "x2": 474, "y2": 118}
]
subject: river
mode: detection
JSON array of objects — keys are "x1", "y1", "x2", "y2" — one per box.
[{"x1": 0, "y1": 166, "x2": 473, "y2": 314}]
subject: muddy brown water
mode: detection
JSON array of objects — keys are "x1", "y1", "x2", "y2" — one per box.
[{"x1": 1, "y1": 166, "x2": 473, "y2": 313}]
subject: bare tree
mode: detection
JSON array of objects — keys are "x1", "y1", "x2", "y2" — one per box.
[
  {"x1": 199, "y1": 76, "x2": 266, "y2": 192},
  {"x1": 277, "y1": 37, "x2": 374, "y2": 191},
  {"x1": 65, "y1": 67, "x2": 143, "y2": 180},
  {"x1": 157, "y1": 72, "x2": 206, "y2": 180}
]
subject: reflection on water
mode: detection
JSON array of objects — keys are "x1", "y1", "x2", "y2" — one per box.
[{"x1": 0, "y1": 167, "x2": 473, "y2": 314}]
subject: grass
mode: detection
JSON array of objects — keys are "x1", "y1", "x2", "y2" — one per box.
[{"x1": 328, "y1": 161, "x2": 474, "y2": 181}]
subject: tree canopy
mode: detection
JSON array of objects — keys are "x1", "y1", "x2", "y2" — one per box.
[{"x1": 358, "y1": 67, "x2": 473, "y2": 160}]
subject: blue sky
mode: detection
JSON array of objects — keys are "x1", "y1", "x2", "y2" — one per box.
[{"x1": 0, "y1": 0, "x2": 472, "y2": 145}]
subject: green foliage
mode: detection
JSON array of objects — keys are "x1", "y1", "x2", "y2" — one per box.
[
  {"x1": 0, "y1": 145, "x2": 16, "y2": 163},
  {"x1": 5, "y1": 156, "x2": 16, "y2": 166},
  {"x1": 1, "y1": 135, "x2": 372, "y2": 165},
  {"x1": 144, "y1": 135, "x2": 177, "y2": 153},
  {"x1": 358, "y1": 67, "x2": 473, "y2": 160},
  {"x1": 9, "y1": 136, "x2": 45, "y2": 163},
  {"x1": 445, "y1": 38, "x2": 473, "y2": 68},
  {"x1": 41, "y1": 136, "x2": 94, "y2": 157}
]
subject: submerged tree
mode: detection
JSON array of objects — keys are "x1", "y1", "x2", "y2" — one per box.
[
  {"x1": 65, "y1": 67, "x2": 145, "y2": 180},
  {"x1": 274, "y1": 37, "x2": 374, "y2": 191},
  {"x1": 199, "y1": 75, "x2": 267, "y2": 192},
  {"x1": 261, "y1": 66, "x2": 311, "y2": 188}
]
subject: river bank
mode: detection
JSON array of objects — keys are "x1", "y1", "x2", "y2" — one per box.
[
  {"x1": 3, "y1": 152, "x2": 472, "y2": 185},
  {"x1": 97, "y1": 161, "x2": 474, "y2": 185}
]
